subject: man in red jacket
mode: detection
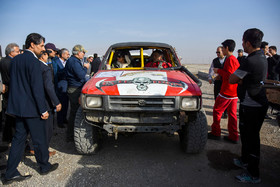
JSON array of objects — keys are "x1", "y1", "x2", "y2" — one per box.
[{"x1": 208, "y1": 39, "x2": 240, "y2": 143}]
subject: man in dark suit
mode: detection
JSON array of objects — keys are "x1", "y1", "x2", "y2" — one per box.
[
  {"x1": 0, "y1": 43, "x2": 20, "y2": 143},
  {"x1": 267, "y1": 46, "x2": 280, "y2": 80},
  {"x1": 38, "y1": 50, "x2": 62, "y2": 156},
  {"x1": 1, "y1": 33, "x2": 58, "y2": 185},
  {"x1": 53, "y1": 48, "x2": 70, "y2": 128},
  {"x1": 90, "y1": 53, "x2": 101, "y2": 75},
  {"x1": 0, "y1": 74, "x2": 8, "y2": 171},
  {"x1": 237, "y1": 49, "x2": 247, "y2": 64}
]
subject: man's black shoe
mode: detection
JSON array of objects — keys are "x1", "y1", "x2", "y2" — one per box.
[
  {"x1": 208, "y1": 133, "x2": 221, "y2": 140},
  {"x1": 224, "y1": 136, "x2": 238, "y2": 144},
  {"x1": 264, "y1": 114, "x2": 272, "y2": 119},
  {"x1": 40, "y1": 163, "x2": 59, "y2": 175},
  {"x1": 1, "y1": 173, "x2": 32, "y2": 185},
  {"x1": 0, "y1": 146, "x2": 8, "y2": 153}
]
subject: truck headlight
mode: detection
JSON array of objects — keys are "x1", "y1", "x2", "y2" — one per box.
[
  {"x1": 86, "y1": 96, "x2": 102, "y2": 108},
  {"x1": 181, "y1": 97, "x2": 198, "y2": 110}
]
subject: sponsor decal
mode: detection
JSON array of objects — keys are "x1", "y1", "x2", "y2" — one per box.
[
  {"x1": 96, "y1": 77, "x2": 188, "y2": 93},
  {"x1": 120, "y1": 71, "x2": 164, "y2": 77}
]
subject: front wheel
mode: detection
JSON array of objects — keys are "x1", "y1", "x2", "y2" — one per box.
[
  {"x1": 179, "y1": 110, "x2": 208, "y2": 153},
  {"x1": 74, "y1": 107, "x2": 101, "y2": 154}
]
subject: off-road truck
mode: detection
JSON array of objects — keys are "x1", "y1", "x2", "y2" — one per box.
[{"x1": 75, "y1": 42, "x2": 207, "y2": 154}]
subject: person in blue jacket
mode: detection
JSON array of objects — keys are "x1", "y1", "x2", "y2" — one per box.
[
  {"x1": 53, "y1": 48, "x2": 70, "y2": 128},
  {"x1": 65, "y1": 44, "x2": 90, "y2": 142}
]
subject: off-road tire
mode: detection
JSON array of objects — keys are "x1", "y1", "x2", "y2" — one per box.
[
  {"x1": 74, "y1": 107, "x2": 100, "y2": 154},
  {"x1": 179, "y1": 109, "x2": 208, "y2": 153}
]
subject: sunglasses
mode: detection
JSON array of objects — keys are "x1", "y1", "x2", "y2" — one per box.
[{"x1": 216, "y1": 52, "x2": 220, "y2": 54}]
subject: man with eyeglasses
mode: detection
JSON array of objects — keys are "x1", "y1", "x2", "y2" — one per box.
[
  {"x1": 208, "y1": 47, "x2": 228, "y2": 118},
  {"x1": 65, "y1": 45, "x2": 89, "y2": 142},
  {"x1": 208, "y1": 46, "x2": 226, "y2": 100}
]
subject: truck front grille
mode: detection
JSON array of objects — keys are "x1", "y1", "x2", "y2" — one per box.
[{"x1": 107, "y1": 96, "x2": 177, "y2": 112}]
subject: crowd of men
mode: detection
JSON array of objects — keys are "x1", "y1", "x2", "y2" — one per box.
[
  {"x1": 207, "y1": 28, "x2": 279, "y2": 184},
  {"x1": 0, "y1": 28, "x2": 278, "y2": 185},
  {"x1": 0, "y1": 33, "x2": 101, "y2": 185}
]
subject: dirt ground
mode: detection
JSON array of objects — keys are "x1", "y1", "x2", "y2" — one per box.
[{"x1": 0, "y1": 64, "x2": 279, "y2": 186}]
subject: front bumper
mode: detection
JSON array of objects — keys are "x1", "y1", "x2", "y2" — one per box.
[
  {"x1": 85, "y1": 111, "x2": 178, "y2": 124},
  {"x1": 103, "y1": 124, "x2": 180, "y2": 133}
]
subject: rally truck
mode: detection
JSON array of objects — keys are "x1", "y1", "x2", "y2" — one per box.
[{"x1": 75, "y1": 42, "x2": 207, "y2": 154}]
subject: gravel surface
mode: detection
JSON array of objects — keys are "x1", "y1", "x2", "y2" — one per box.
[{"x1": 0, "y1": 64, "x2": 279, "y2": 186}]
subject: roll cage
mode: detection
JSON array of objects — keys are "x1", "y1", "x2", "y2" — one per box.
[{"x1": 101, "y1": 43, "x2": 182, "y2": 70}]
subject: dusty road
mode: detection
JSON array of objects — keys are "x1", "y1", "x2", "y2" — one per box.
[{"x1": 1, "y1": 64, "x2": 279, "y2": 186}]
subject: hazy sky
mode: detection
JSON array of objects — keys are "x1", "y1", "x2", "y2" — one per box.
[{"x1": 0, "y1": 0, "x2": 280, "y2": 64}]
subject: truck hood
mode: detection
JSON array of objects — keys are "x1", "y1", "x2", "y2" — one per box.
[{"x1": 82, "y1": 70, "x2": 201, "y2": 96}]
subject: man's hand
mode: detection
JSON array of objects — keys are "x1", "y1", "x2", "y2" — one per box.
[
  {"x1": 83, "y1": 63, "x2": 90, "y2": 69},
  {"x1": 56, "y1": 104, "x2": 62, "y2": 112},
  {"x1": 41, "y1": 111, "x2": 49, "y2": 120},
  {"x1": 267, "y1": 52, "x2": 273, "y2": 57},
  {"x1": 215, "y1": 75, "x2": 221, "y2": 80},
  {"x1": 208, "y1": 79, "x2": 212, "y2": 84},
  {"x1": 2, "y1": 84, "x2": 6, "y2": 93}
]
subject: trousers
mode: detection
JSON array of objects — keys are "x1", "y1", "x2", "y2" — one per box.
[
  {"x1": 211, "y1": 94, "x2": 238, "y2": 140},
  {"x1": 5, "y1": 117, "x2": 51, "y2": 178},
  {"x1": 67, "y1": 87, "x2": 81, "y2": 140},
  {"x1": 57, "y1": 91, "x2": 68, "y2": 124},
  {"x1": 239, "y1": 104, "x2": 268, "y2": 177}
]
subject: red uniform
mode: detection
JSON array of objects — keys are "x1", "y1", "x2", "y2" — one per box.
[
  {"x1": 211, "y1": 55, "x2": 240, "y2": 141},
  {"x1": 145, "y1": 61, "x2": 172, "y2": 68}
]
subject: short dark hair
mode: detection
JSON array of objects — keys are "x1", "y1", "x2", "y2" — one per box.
[
  {"x1": 116, "y1": 51, "x2": 125, "y2": 58},
  {"x1": 25, "y1": 33, "x2": 45, "y2": 49},
  {"x1": 269, "y1": 46, "x2": 277, "y2": 52},
  {"x1": 261, "y1": 41, "x2": 268, "y2": 49},
  {"x1": 221, "y1": 39, "x2": 236, "y2": 52},
  {"x1": 243, "y1": 29, "x2": 264, "y2": 49},
  {"x1": 237, "y1": 49, "x2": 243, "y2": 53},
  {"x1": 38, "y1": 50, "x2": 51, "y2": 59},
  {"x1": 153, "y1": 49, "x2": 164, "y2": 56}
]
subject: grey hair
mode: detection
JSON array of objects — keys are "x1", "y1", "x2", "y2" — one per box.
[
  {"x1": 72, "y1": 50, "x2": 79, "y2": 55},
  {"x1": 60, "y1": 48, "x2": 69, "y2": 55},
  {"x1": 5, "y1": 43, "x2": 19, "y2": 56}
]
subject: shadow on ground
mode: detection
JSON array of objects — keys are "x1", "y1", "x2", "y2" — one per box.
[{"x1": 64, "y1": 133, "x2": 280, "y2": 186}]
